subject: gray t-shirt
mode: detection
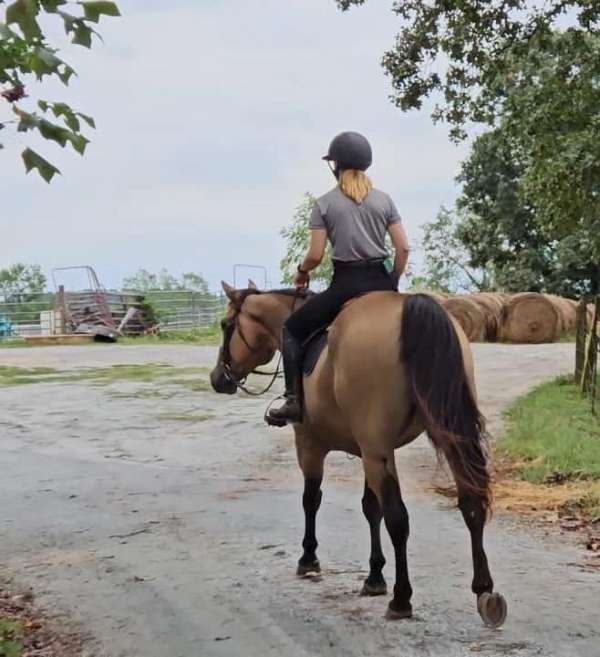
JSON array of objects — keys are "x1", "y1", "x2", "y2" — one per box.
[{"x1": 309, "y1": 187, "x2": 401, "y2": 262}]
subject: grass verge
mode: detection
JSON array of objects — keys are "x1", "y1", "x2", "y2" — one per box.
[{"x1": 497, "y1": 375, "x2": 600, "y2": 519}]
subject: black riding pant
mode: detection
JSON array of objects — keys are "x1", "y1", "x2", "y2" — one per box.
[{"x1": 285, "y1": 261, "x2": 396, "y2": 344}]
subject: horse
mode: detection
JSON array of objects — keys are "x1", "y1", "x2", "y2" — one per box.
[{"x1": 210, "y1": 282, "x2": 507, "y2": 627}]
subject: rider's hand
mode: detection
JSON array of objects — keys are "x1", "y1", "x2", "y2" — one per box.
[{"x1": 294, "y1": 270, "x2": 310, "y2": 289}]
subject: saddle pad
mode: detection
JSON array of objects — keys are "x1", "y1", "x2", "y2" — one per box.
[{"x1": 302, "y1": 330, "x2": 328, "y2": 377}]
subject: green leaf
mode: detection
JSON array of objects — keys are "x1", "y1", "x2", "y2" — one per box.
[
  {"x1": 37, "y1": 99, "x2": 49, "y2": 111},
  {"x1": 40, "y1": 0, "x2": 67, "y2": 11},
  {"x1": 69, "y1": 132, "x2": 89, "y2": 155},
  {"x1": 77, "y1": 112, "x2": 95, "y2": 129},
  {"x1": 5, "y1": 0, "x2": 42, "y2": 41},
  {"x1": 29, "y1": 46, "x2": 64, "y2": 79},
  {"x1": 72, "y1": 22, "x2": 92, "y2": 47},
  {"x1": 38, "y1": 118, "x2": 71, "y2": 147},
  {"x1": 22, "y1": 147, "x2": 61, "y2": 183},
  {"x1": 15, "y1": 109, "x2": 39, "y2": 132},
  {"x1": 79, "y1": 1, "x2": 120, "y2": 23},
  {"x1": 58, "y1": 64, "x2": 75, "y2": 85}
]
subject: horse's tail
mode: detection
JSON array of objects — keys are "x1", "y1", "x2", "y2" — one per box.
[{"x1": 400, "y1": 293, "x2": 491, "y2": 511}]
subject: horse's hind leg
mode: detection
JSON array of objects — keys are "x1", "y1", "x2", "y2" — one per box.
[
  {"x1": 363, "y1": 453, "x2": 412, "y2": 619},
  {"x1": 360, "y1": 480, "x2": 387, "y2": 596},
  {"x1": 454, "y1": 479, "x2": 507, "y2": 628},
  {"x1": 295, "y1": 430, "x2": 327, "y2": 576}
]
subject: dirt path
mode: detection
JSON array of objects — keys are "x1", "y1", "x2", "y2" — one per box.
[{"x1": 1, "y1": 343, "x2": 598, "y2": 657}]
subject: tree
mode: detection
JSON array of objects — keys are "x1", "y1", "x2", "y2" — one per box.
[
  {"x1": 0, "y1": 262, "x2": 46, "y2": 301},
  {"x1": 419, "y1": 207, "x2": 489, "y2": 294},
  {"x1": 0, "y1": 0, "x2": 120, "y2": 182},
  {"x1": 497, "y1": 30, "x2": 600, "y2": 291},
  {"x1": 336, "y1": 1, "x2": 599, "y2": 141},
  {"x1": 122, "y1": 269, "x2": 210, "y2": 295},
  {"x1": 455, "y1": 127, "x2": 596, "y2": 297},
  {"x1": 280, "y1": 193, "x2": 333, "y2": 288}
]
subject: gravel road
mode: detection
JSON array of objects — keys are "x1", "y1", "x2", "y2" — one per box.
[{"x1": 1, "y1": 343, "x2": 598, "y2": 657}]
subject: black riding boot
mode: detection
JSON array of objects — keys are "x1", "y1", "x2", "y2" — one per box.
[{"x1": 266, "y1": 328, "x2": 303, "y2": 426}]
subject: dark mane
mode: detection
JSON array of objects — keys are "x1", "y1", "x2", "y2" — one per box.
[{"x1": 268, "y1": 288, "x2": 316, "y2": 299}]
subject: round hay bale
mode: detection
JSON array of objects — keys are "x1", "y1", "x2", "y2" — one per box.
[
  {"x1": 468, "y1": 293, "x2": 506, "y2": 341},
  {"x1": 442, "y1": 296, "x2": 486, "y2": 342},
  {"x1": 544, "y1": 295, "x2": 577, "y2": 333},
  {"x1": 498, "y1": 293, "x2": 561, "y2": 343}
]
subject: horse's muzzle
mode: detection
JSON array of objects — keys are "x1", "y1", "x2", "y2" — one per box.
[{"x1": 210, "y1": 365, "x2": 238, "y2": 395}]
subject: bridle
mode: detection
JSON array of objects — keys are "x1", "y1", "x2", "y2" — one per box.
[{"x1": 220, "y1": 291, "x2": 301, "y2": 397}]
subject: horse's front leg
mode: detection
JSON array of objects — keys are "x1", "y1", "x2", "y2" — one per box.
[{"x1": 295, "y1": 428, "x2": 327, "y2": 576}]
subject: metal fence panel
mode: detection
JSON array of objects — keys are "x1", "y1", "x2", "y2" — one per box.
[{"x1": 0, "y1": 290, "x2": 227, "y2": 338}]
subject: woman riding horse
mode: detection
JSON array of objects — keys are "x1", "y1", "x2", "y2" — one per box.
[
  {"x1": 267, "y1": 131, "x2": 411, "y2": 426},
  {"x1": 211, "y1": 133, "x2": 507, "y2": 627}
]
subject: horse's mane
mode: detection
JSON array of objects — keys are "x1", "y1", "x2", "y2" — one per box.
[
  {"x1": 267, "y1": 288, "x2": 316, "y2": 299},
  {"x1": 234, "y1": 287, "x2": 315, "y2": 301}
]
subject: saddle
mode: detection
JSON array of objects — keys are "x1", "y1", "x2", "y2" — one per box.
[
  {"x1": 302, "y1": 329, "x2": 328, "y2": 377},
  {"x1": 300, "y1": 297, "x2": 361, "y2": 377}
]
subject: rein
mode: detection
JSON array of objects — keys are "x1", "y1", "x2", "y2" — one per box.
[{"x1": 221, "y1": 290, "x2": 301, "y2": 396}]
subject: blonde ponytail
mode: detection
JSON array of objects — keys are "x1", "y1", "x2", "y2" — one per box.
[{"x1": 338, "y1": 169, "x2": 373, "y2": 204}]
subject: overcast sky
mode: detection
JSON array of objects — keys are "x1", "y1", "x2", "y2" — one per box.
[{"x1": 2, "y1": 0, "x2": 470, "y2": 292}]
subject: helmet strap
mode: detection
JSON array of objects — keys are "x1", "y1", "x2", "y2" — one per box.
[{"x1": 327, "y1": 161, "x2": 341, "y2": 180}]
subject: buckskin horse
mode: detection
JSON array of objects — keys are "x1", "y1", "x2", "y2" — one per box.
[{"x1": 210, "y1": 282, "x2": 507, "y2": 627}]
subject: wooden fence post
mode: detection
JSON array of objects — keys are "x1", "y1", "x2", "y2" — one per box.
[
  {"x1": 581, "y1": 296, "x2": 599, "y2": 415},
  {"x1": 575, "y1": 297, "x2": 588, "y2": 386}
]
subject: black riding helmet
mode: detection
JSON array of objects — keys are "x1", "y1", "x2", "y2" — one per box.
[{"x1": 322, "y1": 131, "x2": 372, "y2": 172}]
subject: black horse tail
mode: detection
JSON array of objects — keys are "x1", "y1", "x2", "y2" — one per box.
[{"x1": 400, "y1": 294, "x2": 491, "y2": 511}]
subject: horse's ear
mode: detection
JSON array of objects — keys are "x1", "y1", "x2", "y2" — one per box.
[
  {"x1": 221, "y1": 281, "x2": 237, "y2": 301},
  {"x1": 248, "y1": 279, "x2": 258, "y2": 290}
]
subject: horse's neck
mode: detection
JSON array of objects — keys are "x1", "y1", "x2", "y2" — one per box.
[{"x1": 264, "y1": 293, "x2": 308, "y2": 347}]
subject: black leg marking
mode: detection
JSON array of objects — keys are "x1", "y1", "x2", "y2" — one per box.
[
  {"x1": 382, "y1": 474, "x2": 413, "y2": 618},
  {"x1": 458, "y1": 492, "x2": 493, "y2": 597},
  {"x1": 361, "y1": 482, "x2": 387, "y2": 596},
  {"x1": 297, "y1": 477, "x2": 322, "y2": 575}
]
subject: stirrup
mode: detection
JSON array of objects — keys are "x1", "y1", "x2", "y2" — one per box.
[{"x1": 265, "y1": 395, "x2": 302, "y2": 427}]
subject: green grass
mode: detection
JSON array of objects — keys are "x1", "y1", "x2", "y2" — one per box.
[
  {"x1": 0, "y1": 326, "x2": 222, "y2": 349},
  {"x1": 500, "y1": 375, "x2": 600, "y2": 483},
  {"x1": 0, "y1": 617, "x2": 23, "y2": 657},
  {"x1": 0, "y1": 364, "x2": 210, "y2": 387},
  {"x1": 0, "y1": 367, "x2": 59, "y2": 385},
  {"x1": 499, "y1": 375, "x2": 600, "y2": 519},
  {"x1": 120, "y1": 327, "x2": 222, "y2": 346}
]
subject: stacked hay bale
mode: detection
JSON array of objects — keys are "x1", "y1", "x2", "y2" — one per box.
[
  {"x1": 468, "y1": 293, "x2": 507, "y2": 341},
  {"x1": 544, "y1": 294, "x2": 577, "y2": 334},
  {"x1": 497, "y1": 293, "x2": 563, "y2": 343},
  {"x1": 442, "y1": 295, "x2": 487, "y2": 342}
]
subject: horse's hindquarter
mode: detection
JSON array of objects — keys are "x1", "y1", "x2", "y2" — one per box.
[{"x1": 304, "y1": 292, "x2": 423, "y2": 455}]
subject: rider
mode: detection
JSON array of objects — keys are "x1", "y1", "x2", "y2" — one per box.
[{"x1": 266, "y1": 131, "x2": 410, "y2": 426}]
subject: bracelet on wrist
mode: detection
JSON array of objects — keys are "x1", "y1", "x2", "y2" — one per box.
[{"x1": 297, "y1": 264, "x2": 309, "y2": 275}]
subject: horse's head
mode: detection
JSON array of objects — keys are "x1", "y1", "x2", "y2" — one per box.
[{"x1": 210, "y1": 280, "x2": 279, "y2": 394}]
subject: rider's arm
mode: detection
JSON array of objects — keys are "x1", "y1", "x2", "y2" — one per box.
[
  {"x1": 388, "y1": 222, "x2": 410, "y2": 280},
  {"x1": 300, "y1": 229, "x2": 327, "y2": 273}
]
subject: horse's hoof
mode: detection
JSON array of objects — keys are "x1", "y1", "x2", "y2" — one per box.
[
  {"x1": 385, "y1": 602, "x2": 413, "y2": 620},
  {"x1": 361, "y1": 579, "x2": 387, "y2": 596},
  {"x1": 297, "y1": 559, "x2": 320, "y2": 576},
  {"x1": 478, "y1": 592, "x2": 507, "y2": 629}
]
